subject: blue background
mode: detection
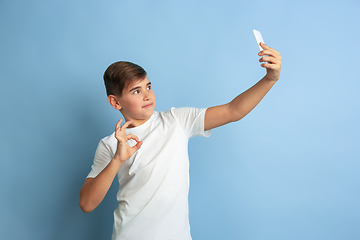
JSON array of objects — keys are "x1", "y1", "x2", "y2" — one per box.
[{"x1": 1, "y1": 0, "x2": 359, "y2": 239}]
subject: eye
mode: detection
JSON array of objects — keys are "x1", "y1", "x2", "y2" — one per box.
[
  {"x1": 147, "y1": 85, "x2": 151, "y2": 90},
  {"x1": 133, "y1": 90, "x2": 139, "y2": 94}
]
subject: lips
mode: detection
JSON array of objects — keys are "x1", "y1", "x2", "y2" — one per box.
[{"x1": 142, "y1": 103, "x2": 153, "y2": 108}]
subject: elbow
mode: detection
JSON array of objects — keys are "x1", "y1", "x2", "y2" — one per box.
[
  {"x1": 79, "y1": 201, "x2": 93, "y2": 213},
  {"x1": 79, "y1": 205, "x2": 91, "y2": 214},
  {"x1": 231, "y1": 112, "x2": 246, "y2": 123},
  {"x1": 229, "y1": 106, "x2": 248, "y2": 123},
  {"x1": 79, "y1": 196, "x2": 95, "y2": 213},
  {"x1": 227, "y1": 102, "x2": 245, "y2": 123},
  {"x1": 228, "y1": 110, "x2": 245, "y2": 123}
]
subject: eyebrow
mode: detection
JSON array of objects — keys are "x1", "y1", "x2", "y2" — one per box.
[{"x1": 129, "y1": 82, "x2": 151, "y2": 92}]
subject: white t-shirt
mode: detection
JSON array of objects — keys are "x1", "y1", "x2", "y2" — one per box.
[{"x1": 87, "y1": 107, "x2": 211, "y2": 240}]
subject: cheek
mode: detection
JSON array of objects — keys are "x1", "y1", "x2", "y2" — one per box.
[
  {"x1": 123, "y1": 97, "x2": 138, "y2": 109},
  {"x1": 131, "y1": 97, "x2": 143, "y2": 108}
]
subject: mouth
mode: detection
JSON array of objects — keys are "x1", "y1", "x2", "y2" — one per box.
[{"x1": 142, "y1": 103, "x2": 153, "y2": 108}]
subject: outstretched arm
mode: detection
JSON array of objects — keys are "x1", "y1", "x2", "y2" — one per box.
[{"x1": 205, "y1": 43, "x2": 282, "y2": 131}]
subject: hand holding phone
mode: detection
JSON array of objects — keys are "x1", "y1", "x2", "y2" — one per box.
[{"x1": 252, "y1": 30, "x2": 282, "y2": 81}]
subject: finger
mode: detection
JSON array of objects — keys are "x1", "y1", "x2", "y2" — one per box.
[
  {"x1": 126, "y1": 134, "x2": 140, "y2": 142},
  {"x1": 261, "y1": 63, "x2": 272, "y2": 68},
  {"x1": 259, "y1": 56, "x2": 279, "y2": 64},
  {"x1": 132, "y1": 141, "x2": 143, "y2": 151},
  {"x1": 261, "y1": 62, "x2": 280, "y2": 69},
  {"x1": 115, "y1": 119, "x2": 123, "y2": 131},
  {"x1": 259, "y1": 50, "x2": 279, "y2": 58},
  {"x1": 121, "y1": 120, "x2": 133, "y2": 130},
  {"x1": 259, "y1": 42, "x2": 270, "y2": 50},
  {"x1": 259, "y1": 44, "x2": 280, "y2": 56},
  {"x1": 260, "y1": 42, "x2": 276, "y2": 52}
]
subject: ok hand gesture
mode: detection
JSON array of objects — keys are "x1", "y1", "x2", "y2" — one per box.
[{"x1": 113, "y1": 119, "x2": 143, "y2": 163}]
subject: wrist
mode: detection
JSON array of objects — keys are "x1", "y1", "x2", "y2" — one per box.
[
  {"x1": 264, "y1": 69, "x2": 281, "y2": 82},
  {"x1": 263, "y1": 75, "x2": 279, "y2": 83},
  {"x1": 110, "y1": 156, "x2": 124, "y2": 169}
]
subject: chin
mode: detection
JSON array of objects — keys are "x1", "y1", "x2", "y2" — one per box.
[{"x1": 141, "y1": 110, "x2": 154, "y2": 119}]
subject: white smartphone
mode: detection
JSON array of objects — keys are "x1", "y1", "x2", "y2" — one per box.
[
  {"x1": 253, "y1": 29, "x2": 268, "y2": 64},
  {"x1": 253, "y1": 29, "x2": 265, "y2": 51}
]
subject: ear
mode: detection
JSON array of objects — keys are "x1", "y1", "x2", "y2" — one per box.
[{"x1": 108, "y1": 95, "x2": 122, "y2": 110}]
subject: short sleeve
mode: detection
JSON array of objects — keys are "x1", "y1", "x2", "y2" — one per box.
[
  {"x1": 170, "y1": 107, "x2": 211, "y2": 139},
  {"x1": 86, "y1": 139, "x2": 114, "y2": 178}
]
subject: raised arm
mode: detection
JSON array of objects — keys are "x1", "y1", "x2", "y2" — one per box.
[
  {"x1": 205, "y1": 43, "x2": 282, "y2": 131},
  {"x1": 79, "y1": 119, "x2": 142, "y2": 213}
]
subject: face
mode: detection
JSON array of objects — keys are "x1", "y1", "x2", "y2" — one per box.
[{"x1": 117, "y1": 76, "x2": 156, "y2": 127}]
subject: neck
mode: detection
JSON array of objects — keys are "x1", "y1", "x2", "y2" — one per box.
[{"x1": 121, "y1": 114, "x2": 152, "y2": 128}]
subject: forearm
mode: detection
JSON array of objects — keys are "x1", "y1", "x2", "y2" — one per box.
[
  {"x1": 204, "y1": 43, "x2": 281, "y2": 131},
  {"x1": 229, "y1": 76, "x2": 276, "y2": 122},
  {"x1": 79, "y1": 158, "x2": 123, "y2": 213}
]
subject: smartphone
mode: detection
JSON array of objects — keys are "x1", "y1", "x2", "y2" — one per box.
[
  {"x1": 253, "y1": 29, "x2": 265, "y2": 51},
  {"x1": 253, "y1": 29, "x2": 268, "y2": 63}
]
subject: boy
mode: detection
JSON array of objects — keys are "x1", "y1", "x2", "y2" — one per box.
[{"x1": 80, "y1": 42, "x2": 282, "y2": 240}]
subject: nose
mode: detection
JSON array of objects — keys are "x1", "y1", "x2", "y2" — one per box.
[{"x1": 143, "y1": 91, "x2": 150, "y2": 101}]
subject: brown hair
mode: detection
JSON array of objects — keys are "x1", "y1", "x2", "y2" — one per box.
[{"x1": 103, "y1": 61, "x2": 147, "y2": 96}]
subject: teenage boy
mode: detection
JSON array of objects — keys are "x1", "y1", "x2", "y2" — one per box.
[{"x1": 80, "y1": 42, "x2": 282, "y2": 240}]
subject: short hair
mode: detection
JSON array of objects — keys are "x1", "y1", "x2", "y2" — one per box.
[{"x1": 103, "y1": 61, "x2": 147, "y2": 96}]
